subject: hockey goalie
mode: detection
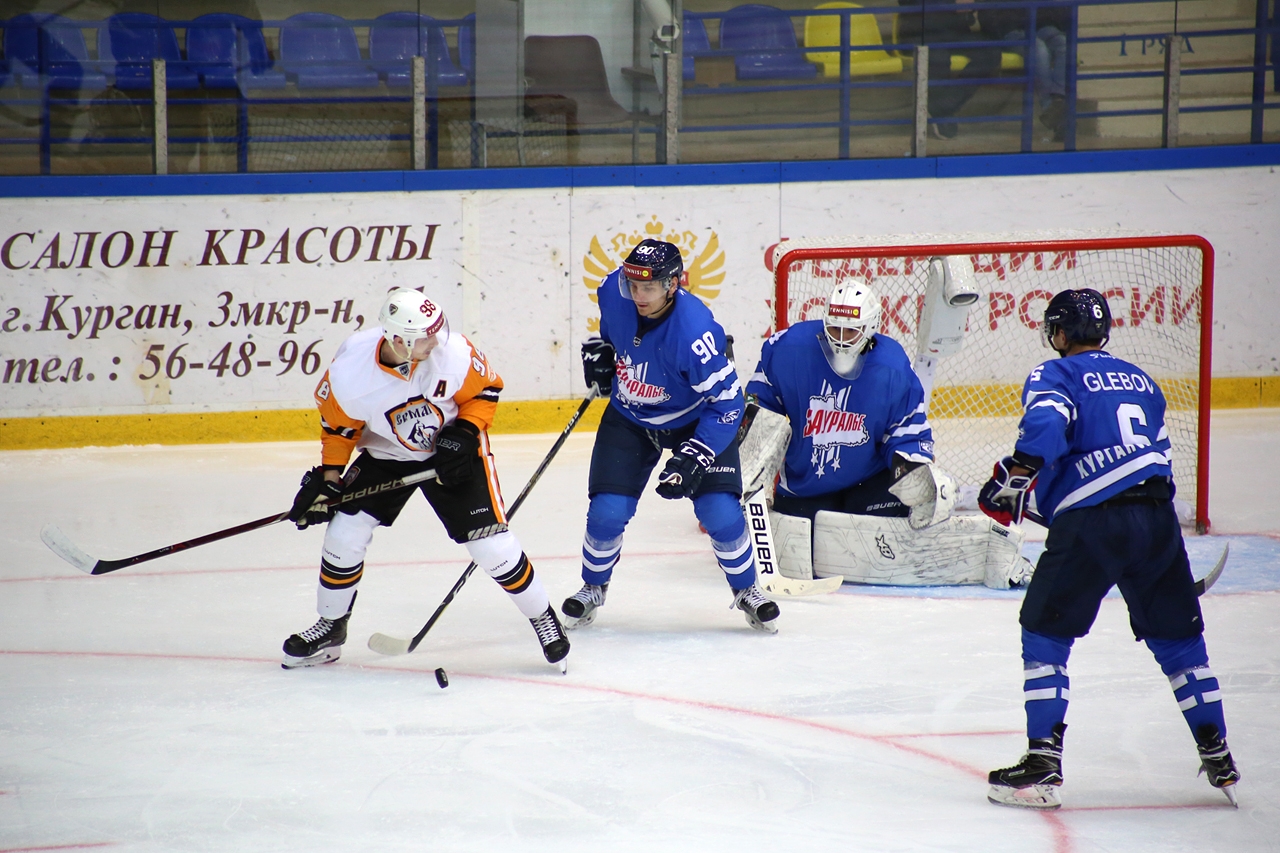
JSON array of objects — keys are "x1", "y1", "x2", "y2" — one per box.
[{"x1": 743, "y1": 272, "x2": 1033, "y2": 589}]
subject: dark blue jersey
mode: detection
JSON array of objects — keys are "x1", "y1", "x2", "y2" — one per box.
[
  {"x1": 746, "y1": 321, "x2": 933, "y2": 499},
  {"x1": 1015, "y1": 349, "x2": 1175, "y2": 522},
  {"x1": 597, "y1": 270, "x2": 744, "y2": 454}
]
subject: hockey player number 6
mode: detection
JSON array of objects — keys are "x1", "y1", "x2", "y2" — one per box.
[{"x1": 1117, "y1": 403, "x2": 1152, "y2": 448}]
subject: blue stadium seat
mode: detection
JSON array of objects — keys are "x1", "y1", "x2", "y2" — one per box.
[
  {"x1": 720, "y1": 4, "x2": 817, "y2": 80},
  {"x1": 682, "y1": 14, "x2": 712, "y2": 80},
  {"x1": 4, "y1": 13, "x2": 108, "y2": 90},
  {"x1": 186, "y1": 13, "x2": 286, "y2": 91},
  {"x1": 368, "y1": 12, "x2": 469, "y2": 88},
  {"x1": 99, "y1": 13, "x2": 201, "y2": 90},
  {"x1": 458, "y1": 13, "x2": 475, "y2": 79},
  {"x1": 279, "y1": 13, "x2": 379, "y2": 89}
]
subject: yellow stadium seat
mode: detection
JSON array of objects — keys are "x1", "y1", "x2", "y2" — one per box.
[{"x1": 805, "y1": 2, "x2": 903, "y2": 78}]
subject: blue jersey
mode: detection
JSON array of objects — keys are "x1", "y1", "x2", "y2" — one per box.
[
  {"x1": 597, "y1": 270, "x2": 744, "y2": 454},
  {"x1": 746, "y1": 321, "x2": 933, "y2": 499},
  {"x1": 1015, "y1": 350, "x2": 1175, "y2": 523}
]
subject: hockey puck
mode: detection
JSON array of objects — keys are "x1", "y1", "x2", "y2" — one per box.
[{"x1": 435, "y1": 667, "x2": 449, "y2": 689}]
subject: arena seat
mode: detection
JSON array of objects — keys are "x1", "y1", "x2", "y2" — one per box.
[
  {"x1": 457, "y1": 13, "x2": 475, "y2": 79},
  {"x1": 682, "y1": 15, "x2": 712, "y2": 80},
  {"x1": 99, "y1": 13, "x2": 201, "y2": 90},
  {"x1": 804, "y1": 2, "x2": 903, "y2": 78},
  {"x1": 720, "y1": 4, "x2": 817, "y2": 80},
  {"x1": 278, "y1": 13, "x2": 379, "y2": 89},
  {"x1": 369, "y1": 12, "x2": 469, "y2": 88},
  {"x1": 524, "y1": 35, "x2": 635, "y2": 125},
  {"x1": 186, "y1": 14, "x2": 286, "y2": 91},
  {"x1": 5, "y1": 14, "x2": 108, "y2": 90}
]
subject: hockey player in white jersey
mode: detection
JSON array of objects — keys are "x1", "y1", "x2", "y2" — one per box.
[
  {"x1": 744, "y1": 280, "x2": 1031, "y2": 589},
  {"x1": 281, "y1": 288, "x2": 569, "y2": 670}
]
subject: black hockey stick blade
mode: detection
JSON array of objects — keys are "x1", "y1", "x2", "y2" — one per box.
[
  {"x1": 368, "y1": 389, "x2": 600, "y2": 657},
  {"x1": 41, "y1": 468, "x2": 437, "y2": 576},
  {"x1": 1194, "y1": 542, "x2": 1229, "y2": 596}
]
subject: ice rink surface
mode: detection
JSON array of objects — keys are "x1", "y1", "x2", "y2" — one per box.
[{"x1": 2, "y1": 408, "x2": 1278, "y2": 853}]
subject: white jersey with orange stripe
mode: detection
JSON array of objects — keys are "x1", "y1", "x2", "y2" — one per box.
[{"x1": 313, "y1": 326, "x2": 503, "y2": 467}]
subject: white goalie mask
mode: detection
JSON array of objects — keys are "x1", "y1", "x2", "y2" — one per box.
[
  {"x1": 820, "y1": 280, "x2": 881, "y2": 378},
  {"x1": 379, "y1": 288, "x2": 449, "y2": 361}
]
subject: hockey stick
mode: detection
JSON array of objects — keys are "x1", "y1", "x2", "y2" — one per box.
[
  {"x1": 744, "y1": 488, "x2": 842, "y2": 597},
  {"x1": 40, "y1": 467, "x2": 439, "y2": 576},
  {"x1": 367, "y1": 388, "x2": 600, "y2": 657},
  {"x1": 1194, "y1": 542, "x2": 1229, "y2": 596}
]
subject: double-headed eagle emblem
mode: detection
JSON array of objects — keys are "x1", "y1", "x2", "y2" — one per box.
[{"x1": 582, "y1": 216, "x2": 725, "y2": 332}]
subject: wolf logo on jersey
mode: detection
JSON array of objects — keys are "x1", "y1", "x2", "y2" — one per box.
[
  {"x1": 804, "y1": 383, "x2": 870, "y2": 477},
  {"x1": 386, "y1": 396, "x2": 445, "y2": 453},
  {"x1": 614, "y1": 354, "x2": 673, "y2": 408}
]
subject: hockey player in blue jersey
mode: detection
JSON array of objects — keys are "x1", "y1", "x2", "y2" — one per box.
[
  {"x1": 563, "y1": 238, "x2": 780, "y2": 633},
  {"x1": 744, "y1": 279, "x2": 1032, "y2": 588},
  {"x1": 981, "y1": 287, "x2": 1239, "y2": 810}
]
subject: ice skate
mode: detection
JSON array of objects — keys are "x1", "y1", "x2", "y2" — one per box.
[
  {"x1": 988, "y1": 723, "x2": 1065, "y2": 809},
  {"x1": 531, "y1": 605, "x2": 570, "y2": 672},
  {"x1": 561, "y1": 582, "x2": 607, "y2": 630},
  {"x1": 282, "y1": 613, "x2": 350, "y2": 669},
  {"x1": 732, "y1": 583, "x2": 780, "y2": 634},
  {"x1": 1195, "y1": 724, "x2": 1240, "y2": 807}
]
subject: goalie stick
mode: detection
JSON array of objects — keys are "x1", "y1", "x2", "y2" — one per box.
[
  {"x1": 367, "y1": 388, "x2": 600, "y2": 657},
  {"x1": 40, "y1": 467, "x2": 440, "y2": 576},
  {"x1": 745, "y1": 488, "x2": 843, "y2": 597}
]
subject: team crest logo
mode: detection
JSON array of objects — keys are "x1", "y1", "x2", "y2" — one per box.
[
  {"x1": 385, "y1": 395, "x2": 446, "y2": 453},
  {"x1": 582, "y1": 216, "x2": 725, "y2": 332},
  {"x1": 875, "y1": 534, "x2": 896, "y2": 560},
  {"x1": 614, "y1": 354, "x2": 671, "y2": 408},
  {"x1": 804, "y1": 383, "x2": 869, "y2": 477}
]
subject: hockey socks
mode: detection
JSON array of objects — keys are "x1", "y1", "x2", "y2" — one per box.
[
  {"x1": 1021, "y1": 629, "x2": 1073, "y2": 739},
  {"x1": 694, "y1": 492, "x2": 757, "y2": 588},
  {"x1": 468, "y1": 532, "x2": 551, "y2": 619},
  {"x1": 1146, "y1": 635, "x2": 1228, "y2": 744}
]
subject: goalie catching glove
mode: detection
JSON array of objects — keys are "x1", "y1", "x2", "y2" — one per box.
[
  {"x1": 979, "y1": 455, "x2": 1040, "y2": 526},
  {"x1": 656, "y1": 438, "x2": 716, "y2": 499},
  {"x1": 289, "y1": 466, "x2": 345, "y2": 529},
  {"x1": 581, "y1": 337, "x2": 616, "y2": 394},
  {"x1": 433, "y1": 420, "x2": 481, "y2": 486}
]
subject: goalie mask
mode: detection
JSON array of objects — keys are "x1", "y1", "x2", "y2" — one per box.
[
  {"x1": 379, "y1": 288, "x2": 449, "y2": 362},
  {"x1": 1041, "y1": 287, "x2": 1111, "y2": 354},
  {"x1": 820, "y1": 280, "x2": 881, "y2": 378}
]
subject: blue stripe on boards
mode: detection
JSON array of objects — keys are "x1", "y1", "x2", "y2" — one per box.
[{"x1": 3, "y1": 144, "x2": 1277, "y2": 198}]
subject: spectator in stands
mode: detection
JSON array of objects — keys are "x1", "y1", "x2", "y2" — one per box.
[
  {"x1": 897, "y1": 0, "x2": 1003, "y2": 139},
  {"x1": 977, "y1": 0, "x2": 1071, "y2": 140}
]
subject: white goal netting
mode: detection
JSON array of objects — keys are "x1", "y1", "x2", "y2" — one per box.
[{"x1": 772, "y1": 231, "x2": 1212, "y2": 531}]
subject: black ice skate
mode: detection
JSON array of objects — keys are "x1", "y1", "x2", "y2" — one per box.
[
  {"x1": 282, "y1": 613, "x2": 350, "y2": 669},
  {"x1": 1195, "y1": 724, "x2": 1240, "y2": 807},
  {"x1": 733, "y1": 583, "x2": 780, "y2": 634},
  {"x1": 988, "y1": 723, "x2": 1066, "y2": 809},
  {"x1": 561, "y1": 582, "x2": 607, "y2": 630},
  {"x1": 531, "y1": 605, "x2": 570, "y2": 673}
]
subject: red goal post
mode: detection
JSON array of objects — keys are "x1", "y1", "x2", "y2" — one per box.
[{"x1": 769, "y1": 232, "x2": 1214, "y2": 533}]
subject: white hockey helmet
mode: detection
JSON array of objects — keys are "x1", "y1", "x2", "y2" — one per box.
[
  {"x1": 379, "y1": 288, "x2": 449, "y2": 351},
  {"x1": 821, "y1": 280, "x2": 880, "y2": 378}
]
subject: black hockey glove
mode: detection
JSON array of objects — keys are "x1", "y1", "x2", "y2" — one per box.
[
  {"x1": 581, "y1": 337, "x2": 617, "y2": 394},
  {"x1": 978, "y1": 455, "x2": 1040, "y2": 526},
  {"x1": 433, "y1": 420, "x2": 481, "y2": 487},
  {"x1": 656, "y1": 438, "x2": 717, "y2": 500},
  {"x1": 288, "y1": 466, "x2": 345, "y2": 529}
]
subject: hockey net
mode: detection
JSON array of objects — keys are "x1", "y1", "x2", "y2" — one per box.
[{"x1": 770, "y1": 232, "x2": 1213, "y2": 532}]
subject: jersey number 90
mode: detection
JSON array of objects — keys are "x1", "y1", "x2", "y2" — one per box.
[{"x1": 691, "y1": 332, "x2": 719, "y2": 364}]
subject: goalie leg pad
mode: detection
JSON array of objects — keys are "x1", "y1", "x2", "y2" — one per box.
[
  {"x1": 769, "y1": 511, "x2": 814, "y2": 580},
  {"x1": 887, "y1": 463, "x2": 957, "y2": 530},
  {"x1": 738, "y1": 404, "x2": 791, "y2": 497},
  {"x1": 811, "y1": 512, "x2": 1028, "y2": 587}
]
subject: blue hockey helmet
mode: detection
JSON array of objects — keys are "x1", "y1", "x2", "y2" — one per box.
[
  {"x1": 620, "y1": 239, "x2": 684, "y2": 299},
  {"x1": 1042, "y1": 288, "x2": 1111, "y2": 351}
]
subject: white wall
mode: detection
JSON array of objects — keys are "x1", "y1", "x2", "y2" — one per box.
[{"x1": 2, "y1": 165, "x2": 1275, "y2": 419}]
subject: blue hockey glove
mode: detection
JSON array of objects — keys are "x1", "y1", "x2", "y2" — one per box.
[
  {"x1": 289, "y1": 466, "x2": 345, "y2": 529},
  {"x1": 581, "y1": 338, "x2": 616, "y2": 394},
  {"x1": 433, "y1": 420, "x2": 481, "y2": 487},
  {"x1": 656, "y1": 438, "x2": 717, "y2": 500},
  {"x1": 978, "y1": 456, "x2": 1038, "y2": 526}
]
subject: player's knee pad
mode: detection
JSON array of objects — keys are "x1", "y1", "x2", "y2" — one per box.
[
  {"x1": 692, "y1": 491, "x2": 746, "y2": 541},
  {"x1": 321, "y1": 510, "x2": 379, "y2": 568},
  {"x1": 585, "y1": 492, "x2": 639, "y2": 541},
  {"x1": 1022, "y1": 628, "x2": 1073, "y2": 666},
  {"x1": 465, "y1": 529, "x2": 524, "y2": 578}
]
